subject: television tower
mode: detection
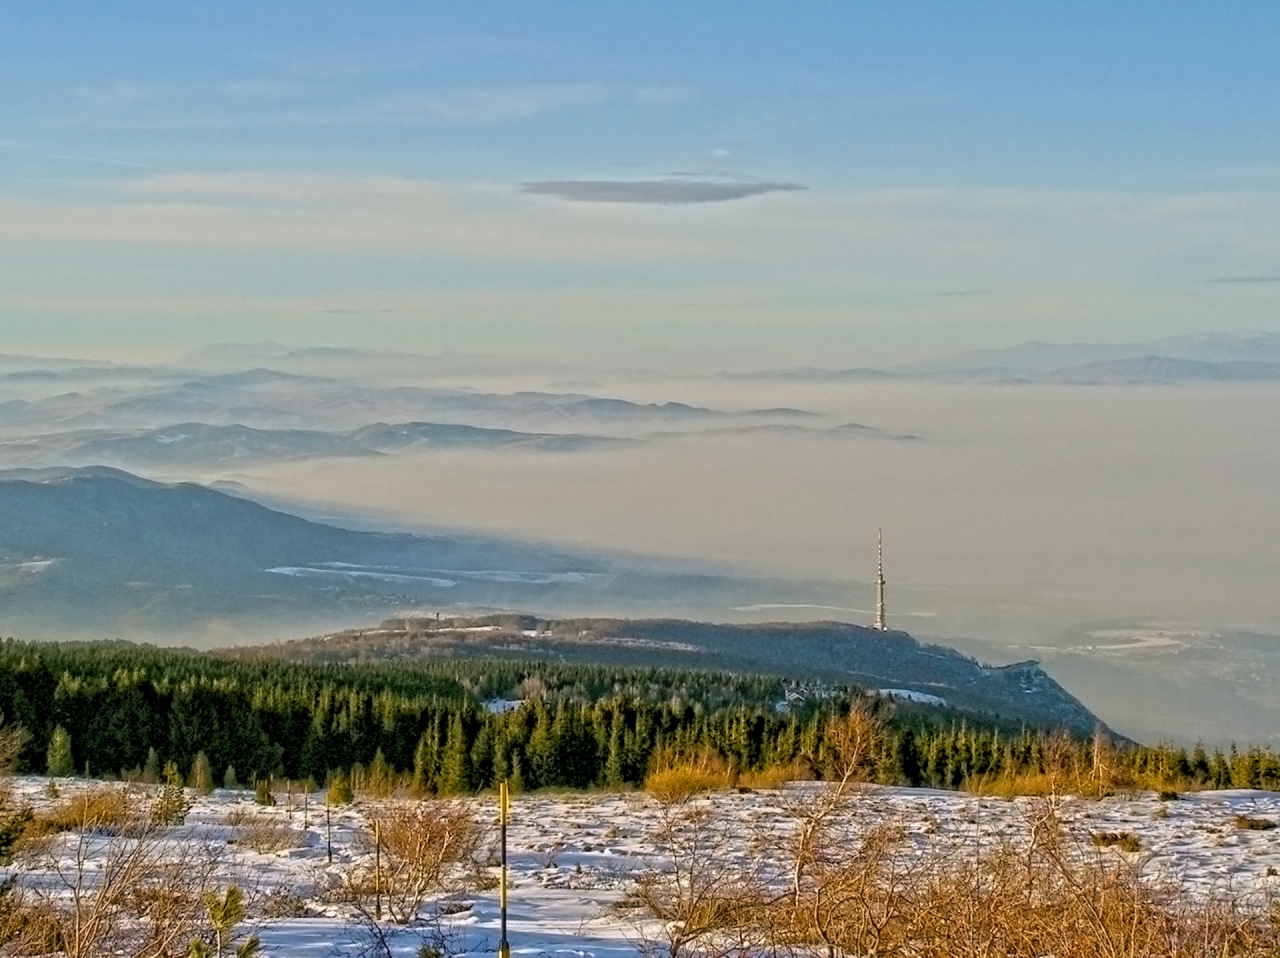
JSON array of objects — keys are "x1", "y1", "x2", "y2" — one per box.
[{"x1": 873, "y1": 528, "x2": 887, "y2": 631}]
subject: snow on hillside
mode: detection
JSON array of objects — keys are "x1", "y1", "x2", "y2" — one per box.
[{"x1": 5, "y1": 777, "x2": 1280, "y2": 955}]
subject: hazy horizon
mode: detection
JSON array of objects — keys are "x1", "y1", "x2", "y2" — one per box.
[{"x1": 5, "y1": 4, "x2": 1280, "y2": 746}]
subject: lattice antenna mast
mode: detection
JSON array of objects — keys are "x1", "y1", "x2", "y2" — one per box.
[{"x1": 874, "y1": 528, "x2": 887, "y2": 631}]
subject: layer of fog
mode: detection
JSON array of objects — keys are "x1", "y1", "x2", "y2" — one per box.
[
  {"x1": 228, "y1": 377, "x2": 1280, "y2": 745},
  {"x1": 3, "y1": 354, "x2": 1279, "y2": 744}
]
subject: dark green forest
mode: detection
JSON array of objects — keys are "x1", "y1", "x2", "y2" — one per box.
[{"x1": 0, "y1": 639, "x2": 1277, "y2": 795}]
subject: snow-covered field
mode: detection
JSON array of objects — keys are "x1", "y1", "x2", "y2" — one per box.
[{"x1": 7, "y1": 777, "x2": 1280, "y2": 956}]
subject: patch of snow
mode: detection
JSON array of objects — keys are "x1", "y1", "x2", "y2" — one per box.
[
  {"x1": 9, "y1": 777, "x2": 1280, "y2": 957},
  {"x1": 877, "y1": 688, "x2": 948, "y2": 707},
  {"x1": 485, "y1": 699, "x2": 525, "y2": 714}
]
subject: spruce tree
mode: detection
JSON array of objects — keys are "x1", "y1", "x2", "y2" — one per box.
[
  {"x1": 604, "y1": 717, "x2": 625, "y2": 787},
  {"x1": 438, "y1": 714, "x2": 472, "y2": 795},
  {"x1": 326, "y1": 771, "x2": 353, "y2": 805},
  {"x1": 46, "y1": 725, "x2": 74, "y2": 777},
  {"x1": 412, "y1": 733, "x2": 435, "y2": 796},
  {"x1": 190, "y1": 751, "x2": 214, "y2": 794},
  {"x1": 367, "y1": 747, "x2": 392, "y2": 796},
  {"x1": 143, "y1": 747, "x2": 160, "y2": 784}
]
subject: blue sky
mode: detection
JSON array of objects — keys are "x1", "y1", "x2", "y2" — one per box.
[{"x1": 2, "y1": 2, "x2": 1279, "y2": 361}]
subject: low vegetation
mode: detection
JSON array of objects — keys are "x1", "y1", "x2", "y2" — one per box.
[
  {"x1": 633, "y1": 792, "x2": 1276, "y2": 958},
  {"x1": 1235, "y1": 814, "x2": 1278, "y2": 831},
  {"x1": 1090, "y1": 830, "x2": 1143, "y2": 852}
]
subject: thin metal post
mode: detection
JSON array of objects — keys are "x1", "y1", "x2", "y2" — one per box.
[
  {"x1": 499, "y1": 779, "x2": 510, "y2": 958},
  {"x1": 374, "y1": 819, "x2": 382, "y2": 921},
  {"x1": 326, "y1": 801, "x2": 332, "y2": 864}
]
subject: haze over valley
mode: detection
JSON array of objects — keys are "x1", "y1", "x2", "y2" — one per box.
[{"x1": 3, "y1": 335, "x2": 1279, "y2": 745}]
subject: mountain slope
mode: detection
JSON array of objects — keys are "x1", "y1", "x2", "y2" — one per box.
[
  {"x1": 0, "y1": 469, "x2": 835, "y2": 638},
  {"x1": 0, "y1": 470, "x2": 612, "y2": 636},
  {"x1": 1041, "y1": 357, "x2": 1280, "y2": 383},
  {"x1": 260, "y1": 614, "x2": 1106, "y2": 733}
]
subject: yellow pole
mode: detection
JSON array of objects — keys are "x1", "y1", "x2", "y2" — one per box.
[
  {"x1": 499, "y1": 780, "x2": 510, "y2": 958},
  {"x1": 374, "y1": 819, "x2": 382, "y2": 921}
]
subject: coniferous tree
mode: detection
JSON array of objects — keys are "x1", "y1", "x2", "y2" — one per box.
[
  {"x1": 143, "y1": 747, "x2": 160, "y2": 784},
  {"x1": 326, "y1": 771, "x2": 353, "y2": 805},
  {"x1": 46, "y1": 725, "x2": 74, "y2": 777},
  {"x1": 438, "y1": 714, "x2": 472, "y2": 795},
  {"x1": 366, "y1": 747, "x2": 392, "y2": 795},
  {"x1": 603, "y1": 711, "x2": 625, "y2": 787},
  {"x1": 412, "y1": 732, "x2": 435, "y2": 796},
  {"x1": 191, "y1": 751, "x2": 214, "y2": 794}
]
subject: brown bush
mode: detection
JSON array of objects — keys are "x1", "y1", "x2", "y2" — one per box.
[
  {"x1": 1090, "y1": 830, "x2": 1143, "y2": 852},
  {"x1": 633, "y1": 794, "x2": 1279, "y2": 958},
  {"x1": 234, "y1": 814, "x2": 305, "y2": 853},
  {"x1": 645, "y1": 750, "x2": 735, "y2": 805},
  {"x1": 11, "y1": 816, "x2": 218, "y2": 958},
  {"x1": 1235, "y1": 814, "x2": 1278, "y2": 831},
  {"x1": 354, "y1": 801, "x2": 483, "y2": 924},
  {"x1": 737, "y1": 762, "x2": 807, "y2": 791},
  {"x1": 25, "y1": 786, "x2": 134, "y2": 839}
]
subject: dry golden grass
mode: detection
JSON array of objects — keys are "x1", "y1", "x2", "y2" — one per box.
[
  {"x1": 1235, "y1": 814, "x2": 1278, "y2": 831},
  {"x1": 1090, "y1": 829, "x2": 1143, "y2": 852},
  {"x1": 24, "y1": 787, "x2": 133, "y2": 838},
  {"x1": 634, "y1": 797, "x2": 1280, "y2": 958},
  {"x1": 234, "y1": 815, "x2": 304, "y2": 853},
  {"x1": 965, "y1": 770, "x2": 1063, "y2": 799},
  {"x1": 644, "y1": 750, "x2": 735, "y2": 805},
  {"x1": 737, "y1": 762, "x2": 807, "y2": 790}
]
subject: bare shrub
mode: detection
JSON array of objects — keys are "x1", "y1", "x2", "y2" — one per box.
[
  {"x1": 258, "y1": 886, "x2": 309, "y2": 919},
  {"x1": 629, "y1": 801, "x2": 773, "y2": 958},
  {"x1": 0, "y1": 883, "x2": 64, "y2": 955},
  {"x1": 352, "y1": 801, "x2": 483, "y2": 924},
  {"x1": 1091, "y1": 830, "x2": 1143, "y2": 852},
  {"x1": 1235, "y1": 814, "x2": 1278, "y2": 831},
  {"x1": 967, "y1": 727, "x2": 1134, "y2": 800},
  {"x1": 737, "y1": 762, "x2": 806, "y2": 791},
  {"x1": 780, "y1": 700, "x2": 886, "y2": 912},
  {"x1": 25, "y1": 785, "x2": 134, "y2": 839},
  {"x1": 631, "y1": 789, "x2": 1279, "y2": 958},
  {"x1": 11, "y1": 815, "x2": 220, "y2": 958},
  {"x1": 234, "y1": 815, "x2": 304, "y2": 854},
  {"x1": 820, "y1": 699, "x2": 883, "y2": 787},
  {"x1": 644, "y1": 749, "x2": 735, "y2": 805},
  {"x1": 0, "y1": 718, "x2": 30, "y2": 774}
]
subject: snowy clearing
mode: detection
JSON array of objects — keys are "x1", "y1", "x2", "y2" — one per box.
[{"x1": 5, "y1": 777, "x2": 1280, "y2": 956}]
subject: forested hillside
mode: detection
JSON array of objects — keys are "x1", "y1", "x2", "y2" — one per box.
[
  {"x1": 249, "y1": 613, "x2": 1102, "y2": 733},
  {"x1": 1, "y1": 640, "x2": 1278, "y2": 795}
]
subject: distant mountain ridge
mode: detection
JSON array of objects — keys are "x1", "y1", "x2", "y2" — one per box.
[
  {"x1": 0, "y1": 468, "x2": 835, "y2": 639},
  {"x1": 251, "y1": 614, "x2": 1107, "y2": 734},
  {"x1": 2, "y1": 420, "x2": 629, "y2": 469},
  {"x1": 730, "y1": 334, "x2": 1280, "y2": 385},
  {"x1": 1040, "y1": 357, "x2": 1280, "y2": 383}
]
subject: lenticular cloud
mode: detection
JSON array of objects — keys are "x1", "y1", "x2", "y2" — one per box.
[{"x1": 521, "y1": 179, "x2": 805, "y2": 204}]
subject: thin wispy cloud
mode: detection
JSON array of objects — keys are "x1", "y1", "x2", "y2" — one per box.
[
  {"x1": 50, "y1": 80, "x2": 680, "y2": 131},
  {"x1": 1206, "y1": 275, "x2": 1280, "y2": 284},
  {"x1": 522, "y1": 179, "x2": 806, "y2": 204},
  {"x1": 378, "y1": 84, "x2": 604, "y2": 123}
]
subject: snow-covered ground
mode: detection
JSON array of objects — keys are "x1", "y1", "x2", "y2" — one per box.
[{"x1": 7, "y1": 777, "x2": 1280, "y2": 956}]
